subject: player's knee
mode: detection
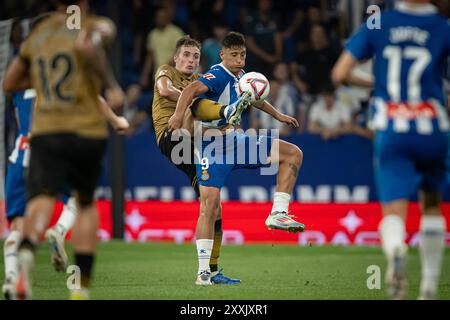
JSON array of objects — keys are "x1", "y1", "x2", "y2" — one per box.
[
  {"x1": 286, "y1": 144, "x2": 302, "y2": 166},
  {"x1": 201, "y1": 190, "x2": 220, "y2": 218}
]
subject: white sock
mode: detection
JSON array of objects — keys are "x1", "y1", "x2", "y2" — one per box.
[
  {"x1": 196, "y1": 239, "x2": 213, "y2": 274},
  {"x1": 3, "y1": 230, "x2": 21, "y2": 280},
  {"x1": 56, "y1": 197, "x2": 77, "y2": 237},
  {"x1": 379, "y1": 215, "x2": 407, "y2": 264},
  {"x1": 271, "y1": 192, "x2": 290, "y2": 213},
  {"x1": 18, "y1": 247, "x2": 35, "y2": 274},
  {"x1": 419, "y1": 216, "x2": 446, "y2": 296}
]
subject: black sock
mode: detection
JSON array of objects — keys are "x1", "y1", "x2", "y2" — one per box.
[
  {"x1": 210, "y1": 264, "x2": 218, "y2": 273},
  {"x1": 219, "y1": 105, "x2": 226, "y2": 118},
  {"x1": 75, "y1": 253, "x2": 95, "y2": 289},
  {"x1": 19, "y1": 238, "x2": 37, "y2": 253}
]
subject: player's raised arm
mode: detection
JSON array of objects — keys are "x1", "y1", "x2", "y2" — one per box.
[
  {"x1": 4, "y1": 26, "x2": 34, "y2": 93},
  {"x1": 252, "y1": 100, "x2": 299, "y2": 128},
  {"x1": 331, "y1": 51, "x2": 359, "y2": 86},
  {"x1": 168, "y1": 80, "x2": 209, "y2": 130},
  {"x1": 332, "y1": 51, "x2": 374, "y2": 88},
  {"x1": 74, "y1": 19, "x2": 124, "y2": 109},
  {"x1": 3, "y1": 58, "x2": 31, "y2": 93}
]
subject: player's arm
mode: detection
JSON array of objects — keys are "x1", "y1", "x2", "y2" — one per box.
[
  {"x1": 157, "y1": 76, "x2": 182, "y2": 102},
  {"x1": 75, "y1": 20, "x2": 124, "y2": 109},
  {"x1": 252, "y1": 100, "x2": 299, "y2": 128},
  {"x1": 3, "y1": 57, "x2": 31, "y2": 93},
  {"x1": 332, "y1": 22, "x2": 374, "y2": 88},
  {"x1": 332, "y1": 52, "x2": 373, "y2": 87},
  {"x1": 168, "y1": 80, "x2": 209, "y2": 131},
  {"x1": 97, "y1": 96, "x2": 129, "y2": 134}
]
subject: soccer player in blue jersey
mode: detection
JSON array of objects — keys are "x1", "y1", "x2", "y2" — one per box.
[
  {"x1": 169, "y1": 32, "x2": 305, "y2": 285},
  {"x1": 2, "y1": 90, "x2": 128, "y2": 299},
  {"x1": 332, "y1": 0, "x2": 450, "y2": 299}
]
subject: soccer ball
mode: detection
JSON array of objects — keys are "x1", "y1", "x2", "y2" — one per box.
[{"x1": 236, "y1": 72, "x2": 270, "y2": 102}]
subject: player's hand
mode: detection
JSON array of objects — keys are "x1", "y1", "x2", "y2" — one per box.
[
  {"x1": 168, "y1": 112, "x2": 183, "y2": 131},
  {"x1": 277, "y1": 114, "x2": 299, "y2": 128},
  {"x1": 113, "y1": 116, "x2": 130, "y2": 135},
  {"x1": 106, "y1": 86, "x2": 125, "y2": 109}
]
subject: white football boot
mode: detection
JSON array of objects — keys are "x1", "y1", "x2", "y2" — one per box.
[{"x1": 45, "y1": 227, "x2": 68, "y2": 272}]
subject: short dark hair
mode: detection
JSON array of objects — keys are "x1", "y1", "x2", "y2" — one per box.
[
  {"x1": 175, "y1": 35, "x2": 201, "y2": 54},
  {"x1": 222, "y1": 32, "x2": 245, "y2": 49}
]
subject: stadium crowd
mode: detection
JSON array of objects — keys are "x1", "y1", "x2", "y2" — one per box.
[{"x1": 2, "y1": 0, "x2": 450, "y2": 150}]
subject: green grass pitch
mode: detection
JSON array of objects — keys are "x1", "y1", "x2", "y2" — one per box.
[{"x1": 1, "y1": 241, "x2": 449, "y2": 300}]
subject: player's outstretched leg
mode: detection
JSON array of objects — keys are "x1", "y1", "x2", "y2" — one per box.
[
  {"x1": 45, "y1": 197, "x2": 77, "y2": 272},
  {"x1": 2, "y1": 220, "x2": 22, "y2": 300},
  {"x1": 191, "y1": 92, "x2": 252, "y2": 127},
  {"x1": 418, "y1": 192, "x2": 445, "y2": 300},
  {"x1": 265, "y1": 139, "x2": 305, "y2": 233},
  {"x1": 379, "y1": 202, "x2": 408, "y2": 300}
]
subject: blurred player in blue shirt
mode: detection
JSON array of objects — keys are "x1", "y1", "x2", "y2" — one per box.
[{"x1": 332, "y1": 0, "x2": 450, "y2": 299}]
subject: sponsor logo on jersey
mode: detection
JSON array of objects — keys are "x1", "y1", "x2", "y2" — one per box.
[{"x1": 203, "y1": 73, "x2": 216, "y2": 80}]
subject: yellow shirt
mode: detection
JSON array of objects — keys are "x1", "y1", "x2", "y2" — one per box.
[{"x1": 146, "y1": 25, "x2": 184, "y2": 71}]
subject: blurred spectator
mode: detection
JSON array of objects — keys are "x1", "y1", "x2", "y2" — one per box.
[
  {"x1": 140, "y1": 6, "x2": 185, "y2": 88},
  {"x1": 308, "y1": 85, "x2": 351, "y2": 140},
  {"x1": 337, "y1": 86, "x2": 373, "y2": 140},
  {"x1": 123, "y1": 84, "x2": 150, "y2": 136},
  {"x1": 244, "y1": 0, "x2": 283, "y2": 76},
  {"x1": 290, "y1": 23, "x2": 339, "y2": 97},
  {"x1": 130, "y1": 0, "x2": 151, "y2": 67},
  {"x1": 295, "y1": 4, "x2": 331, "y2": 49},
  {"x1": 0, "y1": 0, "x2": 50, "y2": 19},
  {"x1": 251, "y1": 62, "x2": 299, "y2": 135},
  {"x1": 201, "y1": 22, "x2": 229, "y2": 71},
  {"x1": 276, "y1": 5, "x2": 304, "y2": 63},
  {"x1": 215, "y1": 0, "x2": 249, "y2": 32}
]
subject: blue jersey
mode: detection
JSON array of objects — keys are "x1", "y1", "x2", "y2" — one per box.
[
  {"x1": 6, "y1": 89, "x2": 34, "y2": 219},
  {"x1": 12, "y1": 89, "x2": 34, "y2": 136},
  {"x1": 346, "y1": 2, "x2": 450, "y2": 134},
  {"x1": 197, "y1": 63, "x2": 245, "y2": 128},
  {"x1": 9, "y1": 89, "x2": 34, "y2": 166}
]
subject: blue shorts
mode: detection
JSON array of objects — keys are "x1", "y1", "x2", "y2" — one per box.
[
  {"x1": 6, "y1": 149, "x2": 71, "y2": 222},
  {"x1": 374, "y1": 130, "x2": 448, "y2": 203},
  {"x1": 196, "y1": 132, "x2": 274, "y2": 189}
]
